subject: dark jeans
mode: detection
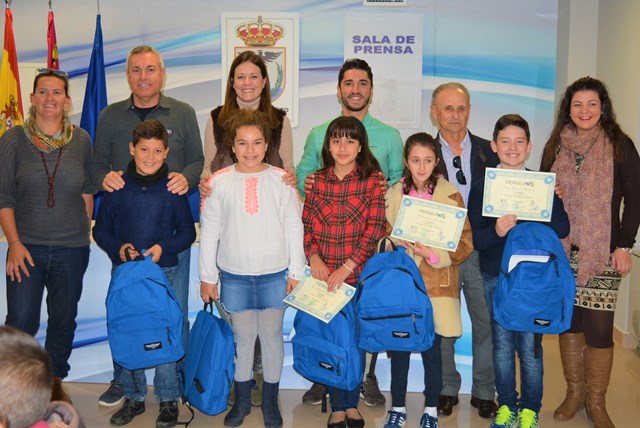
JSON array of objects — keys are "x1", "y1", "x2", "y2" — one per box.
[
  {"x1": 389, "y1": 335, "x2": 443, "y2": 408},
  {"x1": 484, "y1": 274, "x2": 543, "y2": 413},
  {"x1": 5, "y1": 244, "x2": 90, "y2": 378}
]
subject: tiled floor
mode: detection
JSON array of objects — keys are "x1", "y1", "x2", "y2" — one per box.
[{"x1": 65, "y1": 335, "x2": 640, "y2": 427}]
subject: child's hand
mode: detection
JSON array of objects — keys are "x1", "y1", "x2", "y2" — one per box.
[
  {"x1": 144, "y1": 245, "x2": 163, "y2": 263},
  {"x1": 200, "y1": 281, "x2": 219, "y2": 302},
  {"x1": 326, "y1": 266, "x2": 350, "y2": 292},
  {"x1": 286, "y1": 278, "x2": 300, "y2": 294},
  {"x1": 119, "y1": 243, "x2": 138, "y2": 262},
  {"x1": 309, "y1": 253, "x2": 329, "y2": 282},
  {"x1": 495, "y1": 214, "x2": 517, "y2": 237},
  {"x1": 403, "y1": 241, "x2": 431, "y2": 259},
  {"x1": 282, "y1": 170, "x2": 298, "y2": 189}
]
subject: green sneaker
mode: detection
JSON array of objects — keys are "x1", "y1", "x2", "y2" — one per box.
[
  {"x1": 489, "y1": 405, "x2": 516, "y2": 428},
  {"x1": 515, "y1": 408, "x2": 538, "y2": 428}
]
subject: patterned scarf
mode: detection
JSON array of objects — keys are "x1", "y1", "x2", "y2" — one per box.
[
  {"x1": 23, "y1": 113, "x2": 74, "y2": 153},
  {"x1": 552, "y1": 124, "x2": 613, "y2": 286}
]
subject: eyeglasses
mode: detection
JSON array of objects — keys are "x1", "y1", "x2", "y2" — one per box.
[
  {"x1": 452, "y1": 155, "x2": 467, "y2": 185},
  {"x1": 35, "y1": 68, "x2": 69, "y2": 79}
]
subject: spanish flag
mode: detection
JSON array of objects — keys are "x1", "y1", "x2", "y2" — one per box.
[
  {"x1": 47, "y1": 8, "x2": 59, "y2": 69},
  {"x1": 0, "y1": 7, "x2": 23, "y2": 137}
]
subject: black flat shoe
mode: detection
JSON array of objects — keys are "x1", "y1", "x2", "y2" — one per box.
[
  {"x1": 346, "y1": 418, "x2": 365, "y2": 428},
  {"x1": 346, "y1": 409, "x2": 365, "y2": 428},
  {"x1": 327, "y1": 413, "x2": 347, "y2": 428}
]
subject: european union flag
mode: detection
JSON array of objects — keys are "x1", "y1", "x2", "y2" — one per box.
[{"x1": 80, "y1": 14, "x2": 107, "y2": 143}]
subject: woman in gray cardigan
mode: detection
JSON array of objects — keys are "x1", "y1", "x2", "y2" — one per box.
[{"x1": 0, "y1": 69, "x2": 95, "y2": 403}]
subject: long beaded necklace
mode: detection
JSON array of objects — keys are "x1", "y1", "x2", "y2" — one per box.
[{"x1": 39, "y1": 147, "x2": 64, "y2": 207}]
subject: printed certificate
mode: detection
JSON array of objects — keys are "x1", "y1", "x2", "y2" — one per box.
[
  {"x1": 390, "y1": 196, "x2": 468, "y2": 252},
  {"x1": 482, "y1": 168, "x2": 556, "y2": 222},
  {"x1": 284, "y1": 266, "x2": 356, "y2": 323}
]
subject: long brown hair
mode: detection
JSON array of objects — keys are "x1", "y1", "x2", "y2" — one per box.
[
  {"x1": 541, "y1": 77, "x2": 628, "y2": 171},
  {"x1": 401, "y1": 132, "x2": 446, "y2": 195},
  {"x1": 217, "y1": 51, "x2": 280, "y2": 128},
  {"x1": 319, "y1": 116, "x2": 381, "y2": 179}
]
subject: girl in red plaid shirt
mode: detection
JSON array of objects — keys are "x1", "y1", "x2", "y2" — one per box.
[{"x1": 302, "y1": 116, "x2": 387, "y2": 428}]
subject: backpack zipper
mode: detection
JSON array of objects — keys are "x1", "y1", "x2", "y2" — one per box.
[{"x1": 361, "y1": 313, "x2": 422, "y2": 335}]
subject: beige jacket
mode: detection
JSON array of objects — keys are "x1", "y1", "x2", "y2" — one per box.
[{"x1": 385, "y1": 177, "x2": 474, "y2": 337}]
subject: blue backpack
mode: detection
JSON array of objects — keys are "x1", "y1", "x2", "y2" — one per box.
[
  {"x1": 181, "y1": 303, "x2": 235, "y2": 416},
  {"x1": 355, "y1": 239, "x2": 435, "y2": 352},
  {"x1": 292, "y1": 303, "x2": 362, "y2": 391},
  {"x1": 494, "y1": 222, "x2": 576, "y2": 334},
  {"x1": 106, "y1": 256, "x2": 184, "y2": 370}
]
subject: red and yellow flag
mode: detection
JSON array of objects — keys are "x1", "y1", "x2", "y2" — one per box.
[
  {"x1": 47, "y1": 9, "x2": 58, "y2": 69},
  {"x1": 0, "y1": 7, "x2": 24, "y2": 137}
]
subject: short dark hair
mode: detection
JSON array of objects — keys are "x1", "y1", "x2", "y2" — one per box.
[
  {"x1": 132, "y1": 119, "x2": 169, "y2": 147},
  {"x1": 0, "y1": 326, "x2": 53, "y2": 428},
  {"x1": 338, "y1": 58, "x2": 373, "y2": 86},
  {"x1": 492, "y1": 114, "x2": 530, "y2": 142}
]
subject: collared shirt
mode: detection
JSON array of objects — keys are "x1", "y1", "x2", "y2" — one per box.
[
  {"x1": 302, "y1": 166, "x2": 387, "y2": 284},
  {"x1": 296, "y1": 112, "x2": 404, "y2": 196},
  {"x1": 439, "y1": 131, "x2": 472, "y2": 204}
]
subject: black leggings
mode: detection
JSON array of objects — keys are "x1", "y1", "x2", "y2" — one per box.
[
  {"x1": 568, "y1": 306, "x2": 615, "y2": 348},
  {"x1": 389, "y1": 334, "x2": 442, "y2": 408}
]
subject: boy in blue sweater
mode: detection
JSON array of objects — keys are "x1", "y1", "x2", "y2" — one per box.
[
  {"x1": 93, "y1": 120, "x2": 196, "y2": 427},
  {"x1": 467, "y1": 114, "x2": 570, "y2": 428}
]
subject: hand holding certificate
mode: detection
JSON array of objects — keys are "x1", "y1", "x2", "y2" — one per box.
[
  {"x1": 390, "y1": 195, "x2": 468, "y2": 251},
  {"x1": 284, "y1": 266, "x2": 355, "y2": 323},
  {"x1": 482, "y1": 168, "x2": 556, "y2": 221}
]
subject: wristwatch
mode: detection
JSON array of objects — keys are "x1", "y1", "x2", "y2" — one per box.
[{"x1": 617, "y1": 247, "x2": 633, "y2": 254}]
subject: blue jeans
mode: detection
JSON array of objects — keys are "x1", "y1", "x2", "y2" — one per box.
[
  {"x1": 5, "y1": 244, "x2": 90, "y2": 378},
  {"x1": 120, "y1": 361, "x2": 179, "y2": 402},
  {"x1": 119, "y1": 265, "x2": 180, "y2": 402},
  {"x1": 484, "y1": 274, "x2": 543, "y2": 413}
]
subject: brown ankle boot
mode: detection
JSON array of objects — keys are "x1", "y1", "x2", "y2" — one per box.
[
  {"x1": 51, "y1": 376, "x2": 73, "y2": 404},
  {"x1": 585, "y1": 345, "x2": 615, "y2": 428},
  {"x1": 554, "y1": 332, "x2": 586, "y2": 421}
]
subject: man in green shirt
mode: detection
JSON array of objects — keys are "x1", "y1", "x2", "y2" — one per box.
[{"x1": 296, "y1": 58, "x2": 404, "y2": 197}]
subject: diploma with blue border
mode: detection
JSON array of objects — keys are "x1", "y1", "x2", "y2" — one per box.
[
  {"x1": 482, "y1": 168, "x2": 556, "y2": 222},
  {"x1": 284, "y1": 266, "x2": 355, "y2": 323},
  {"x1": 390, "y1": 196, "x2": 468, "y2": 252}
]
